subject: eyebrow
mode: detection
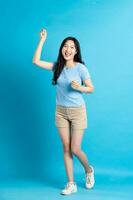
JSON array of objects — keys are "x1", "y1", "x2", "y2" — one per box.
[{"x1": 64, "y1": 44, "x2": 75, "y2": 47}]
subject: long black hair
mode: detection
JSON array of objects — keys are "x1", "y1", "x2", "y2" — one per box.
[{"x1": 52, "y1": 36, "x2": 85, "y2": 85}]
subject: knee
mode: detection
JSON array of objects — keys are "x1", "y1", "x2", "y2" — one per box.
[
  {"x1": 71, "y1": 146, "x2": 81, "y2": 156},
  {"x1": 63, "y1": 143, "x2": 71, "y2": 153}
]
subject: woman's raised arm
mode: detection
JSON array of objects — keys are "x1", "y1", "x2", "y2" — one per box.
[{"x1": 32, "y1": 29, "x2": 54, "y2": 71}]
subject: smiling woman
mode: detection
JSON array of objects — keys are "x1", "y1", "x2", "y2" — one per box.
[
  {"x1": 32, "y1": 28, "x2": 95, "y2": 195},
  {"x1": 62, "y1": 40, "x2": 77, "y2": 61}
]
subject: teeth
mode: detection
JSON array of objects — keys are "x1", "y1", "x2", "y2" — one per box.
[{"x1": 65, "y1": 53, "x2": 71, "y2": 56}]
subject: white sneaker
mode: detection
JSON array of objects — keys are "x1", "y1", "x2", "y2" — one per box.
[
  {"x1": 60, "y1": 182, "x2": 77, "y2": 195},
  {"x1": 85, "y1": 165, "x2": 95, "y2": 189}
]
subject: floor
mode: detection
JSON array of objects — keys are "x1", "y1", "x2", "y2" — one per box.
[{"x1": 0, "y1": 170, "x2": 132, "y2": 200}]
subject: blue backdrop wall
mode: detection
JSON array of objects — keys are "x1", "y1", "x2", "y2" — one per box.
[{"x1": 0, "y1": 0, "x2": 133, "y2": 183}]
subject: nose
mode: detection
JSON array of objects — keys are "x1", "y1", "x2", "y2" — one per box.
[{"x1": 66, "y1": 47, "x2": 71, "y2": 52}]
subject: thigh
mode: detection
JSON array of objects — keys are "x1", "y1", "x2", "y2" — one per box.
[
  {"x1": 70, "y1": 107, "x2": 87, "y2": 130},
  {"x1": 55, "y1": 106, "x2": 70, "y2": 128},
  {"x1": 71, "y1": 129, "x2": 85, "y2": 149},
  {"x1": 57, "y1": 126, "x2": 72, "y2": 148}
]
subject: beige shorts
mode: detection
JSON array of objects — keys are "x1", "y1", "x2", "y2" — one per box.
[{"x1": 55, "y1": 105, "x2": 87, "y2": 130}]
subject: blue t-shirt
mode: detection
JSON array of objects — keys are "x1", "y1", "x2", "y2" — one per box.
[{"x1": 52, "y1": 62, "x2": 91, "y2": 107}]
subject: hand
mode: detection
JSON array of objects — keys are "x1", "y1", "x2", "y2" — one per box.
[
  {"x1": 40, "y1": 28, "x2": 47, "y2": 41},
  {"x1": 71, "y1": 80, "x2": 81, "y2": 91}
]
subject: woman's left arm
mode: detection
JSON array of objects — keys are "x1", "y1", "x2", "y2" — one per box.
[
  {"x1": 71, "y1": 79, "x2": 94, "y2": 93},
  {"x1": 80, "y1": 79, "x2": 94, "y2": 93}
]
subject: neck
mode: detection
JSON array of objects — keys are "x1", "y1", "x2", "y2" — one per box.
[{"x1": 65, "y1": 60, "x2": 76, "y2": 67}]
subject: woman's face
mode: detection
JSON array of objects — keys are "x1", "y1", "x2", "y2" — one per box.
[{"x1": 61, "y1": 40, "x2": 77, "y2": 61}]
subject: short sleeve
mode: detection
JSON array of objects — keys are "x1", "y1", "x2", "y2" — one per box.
[
  {"x1": 80, "y1": 65, "x2": 91, "y2": 81},
  {"x1": 52, "y1": 62, "x2": 56, "y2": 72}
]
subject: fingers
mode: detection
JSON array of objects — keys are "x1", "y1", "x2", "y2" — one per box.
[
  {"x1": 71, "y1": 80, "x2": 80, "y2": 89},
  {"x1": 40, "y1": 28, "x2": 47, "y2": 40},
  {"x1": 41, "y1": 28, "x2": 46, "y2": 33},
  {"x1": 40, "y1": 28, "x2": 46, "y2": 35},
  {"x1": 71, "y1": 80, "x2": 79, "y2": 86}
]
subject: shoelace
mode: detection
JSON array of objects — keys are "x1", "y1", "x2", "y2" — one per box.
[
  {"x1": 65, "y1": 182, "x2": 74, "y2": 189},
  {"x1": 86, "y1": 175, "x2": 91, "y2": 184},
  {"x1": 86, "y1": 173, "x2": 93, "y2": 184}
]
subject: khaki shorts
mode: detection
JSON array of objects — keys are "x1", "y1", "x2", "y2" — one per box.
[{"x1": 55, "y1": 105, "x2": 87, "y2": 130}]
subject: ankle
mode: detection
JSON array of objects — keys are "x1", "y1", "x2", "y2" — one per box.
[
  {"x1": 68, "y1": 181, "x2": 75, "y2": 184},
  {"x1": 86, "y1": 167, "x2": 93, "y2": 174}
]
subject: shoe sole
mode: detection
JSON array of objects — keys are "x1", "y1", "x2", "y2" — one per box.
[
  {"x1": 60, "y1": 189, "x2": 77, "y2": 195},
  {"x1": 86, "y1": 183, "x2": 95, "y2": 189}
]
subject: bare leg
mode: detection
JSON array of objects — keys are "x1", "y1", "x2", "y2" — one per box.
[
  {"x1": 57, "y1": 127, "x2": 74, "y2": 183},
  {"x1": 71, "y1": 129, "x2": 92, "y2": 173}
]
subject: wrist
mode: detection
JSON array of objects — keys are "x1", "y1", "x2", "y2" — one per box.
[
  {"x1": 78, "y1": 85, "x2": 91, "y2": 93},
  {"x1": 78, "y1": 85, "x2": 83, "y2": 92},
  {"x1": 40, "y1": 38, "x2": 46, "y2": 43}
]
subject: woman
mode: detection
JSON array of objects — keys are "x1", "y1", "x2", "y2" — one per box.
[{"x1": 32, "y1": 28, "x2": 95, "y2": 195}]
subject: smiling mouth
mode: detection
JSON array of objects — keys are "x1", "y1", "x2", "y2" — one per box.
[{"x1": 65, "y1": 52, "x2": 72, "y2": 57}]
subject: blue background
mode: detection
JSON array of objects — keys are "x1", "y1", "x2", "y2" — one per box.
[{"x1": 0, "y1": 0, "x2": 133, "y2": 199}]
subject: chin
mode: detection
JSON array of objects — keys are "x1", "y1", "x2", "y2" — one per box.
[{"x1": 64, "y1": 56, "x2": 73, "y2": 61}]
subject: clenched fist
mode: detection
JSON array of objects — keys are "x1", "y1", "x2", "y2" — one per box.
[
  {"x1": 40, "y1": 28, "x2": 47, "y2": 41},
  {"x1": 71, "y1": 80, "x2": 81, "y2": 91}
]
